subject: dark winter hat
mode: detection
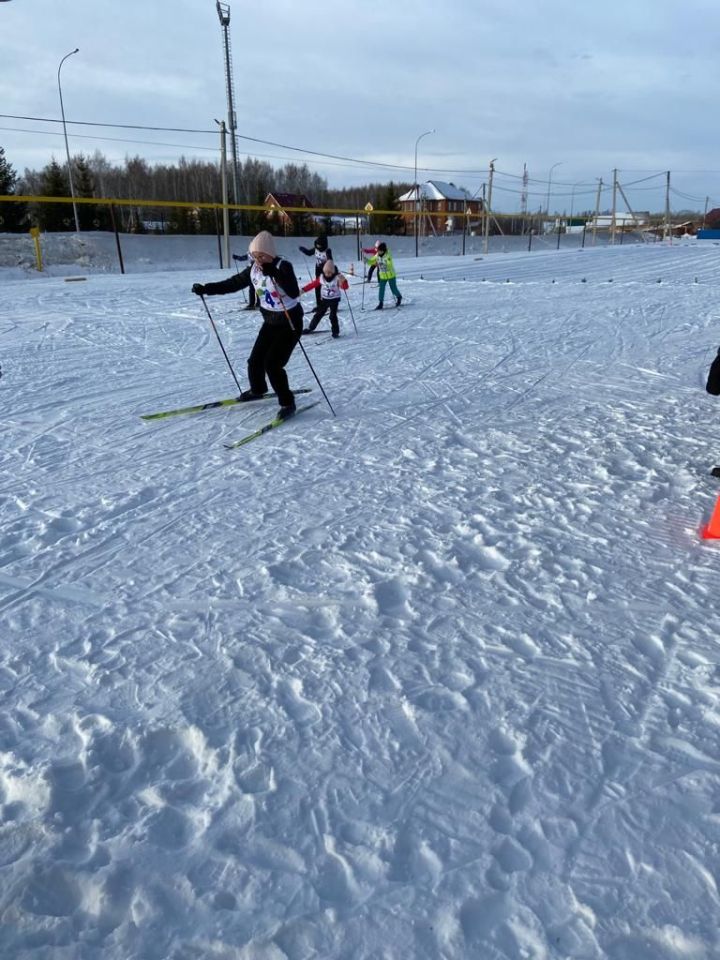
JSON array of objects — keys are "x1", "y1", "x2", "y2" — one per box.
[
  {"x1": 377, "y1": 242, "x2": 387, "y2": 253},
  {"x1": 249, "y1": 231, "x2": 277, "y2": 258},
  {"x1": 314, "y1": 236, "x2": 328, "y2": 251}
]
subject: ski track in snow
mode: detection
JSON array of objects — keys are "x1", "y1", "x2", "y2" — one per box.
[{"x1": 1, "y1": 235, "x2": 720, "y2": 958}]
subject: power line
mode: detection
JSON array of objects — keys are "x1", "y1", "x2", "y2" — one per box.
[
  {"x1": 0, "y1": 112, "x2": 543, "y2": 179},
  {"x1": 0, "y1": 112, "x2": 440, "y2": 174},
  {"x1": 0, "y1": 114, "x2": 214, "y2": 135},
  {"x1": 3, "y1": 112, "x2": 718, "y2": 206},
  {"x1": 0, "y1": 125, "x2": 421, "y2": 175},
  {"x1": 0, "y1": 125, "x2": 220, "y2": 154},
  {"x1": 670, "y1": 185, "x2": 710, "y2": 204}
]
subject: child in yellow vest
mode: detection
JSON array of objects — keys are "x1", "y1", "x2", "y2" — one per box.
[{"x1": 364, "y1": 242, "x2": 402, "y2": 310}]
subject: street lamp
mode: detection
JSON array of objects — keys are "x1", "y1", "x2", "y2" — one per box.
[
  {"x1": 216, "y1": 2, "x2": 241, "y2": 233},
  {"x1": 545, "y1": 161, "x2": 563, "y2": 217},
  {"x1": 568, "y1": 180, "x2": 593, "y2": 230},
  {"x1": 57, "y1": 48, "x2": 80, "y2": 233},
  {"x1": 414, "y1": 129, "x2": 435, "y2": 257},
  {"x1": 569, "y1": 182, "x2": 578, "y2": 225}
]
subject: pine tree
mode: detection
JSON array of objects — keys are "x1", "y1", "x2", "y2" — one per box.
[
  {"x1": 0, "y1": 146, "x2": 26, "y2": 232},
  {"x1": 166, "y1": 205, "x2": 196, "y2": 235},
  {"x1": 373, "y1": 182, "x2": 404, "y2": 236},
  {"x1": 37, "y1": 158, "x2": 72, "y2": 231},
  {"x1": 74, "y1": 154, "x2": 106, "y2": 230},
  {"x1": 196, "y1": 205, "x2": 217, "y2": 235}
]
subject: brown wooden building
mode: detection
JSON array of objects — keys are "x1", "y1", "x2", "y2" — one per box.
[
  {"x1": 397, "y1": 180, "x2": 483, "y2": 234},
  {"x1": 264, "y1": 192, "x2": 313, "y2": 233}
]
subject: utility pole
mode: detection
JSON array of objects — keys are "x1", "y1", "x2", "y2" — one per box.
[
  {"x1": 592, "y1": 178, "x2": 603, "y2": 247},
  {"x1": 215, "y1": 120, "x2": 230, "y2": 267},
  {"x1": 216, "y1": 2, "x2": 241, "y2": 233},
  {"x1": 615, "y1": 177, "x2": 647, "y2": 241},
  {"x1": 520, "y1": 162, "x2": 528, "y2": 234},
  {"x1": 663, "y1": 170, "x2": 671, "y2": 242},
  {"x1": 610, "y1": 169, "x2": 618, "y2": 245},
  {"x1": 483, "y1": 159, "x2": 496, "y2": 255}
]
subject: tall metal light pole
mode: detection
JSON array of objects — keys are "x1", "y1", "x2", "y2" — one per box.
[
  {"x1": 545, "y1": 161, "x2": 563, "y2": 220},
  {"x1": 57, "y1": 48, "x2": 80, "y2": 233},
  {"x1": 414, "y1": 129, "x2": 434, "y2": 257},
  {"x1": 569, "y1": 182, "x2": 578, "y2": 225},
  {"x1": 216, "y1": 2, "x2": 241, "y2": 233}
]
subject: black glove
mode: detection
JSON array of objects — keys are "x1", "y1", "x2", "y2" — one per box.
[
  {"x1": 232, "y1": 253, "x2": 247, "y2": 262},
  {"x1": 192, "y1": 283, "x2": 205, "y2": 295},
  {"x1": 260, "y1": 262, "x2": 276, "y2": 277}
]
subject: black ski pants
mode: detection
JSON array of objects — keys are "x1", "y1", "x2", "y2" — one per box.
[
  {"x1": 247, "y1": 306, "x2": 303, "y2": 406},
  {"x1": 307, "y1": 298, "x2": 340, "y2": 336}
]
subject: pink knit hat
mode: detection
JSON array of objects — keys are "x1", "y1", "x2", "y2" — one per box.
[{"x1": 249, "y1": 231, "x2": 277, "y2": 258}]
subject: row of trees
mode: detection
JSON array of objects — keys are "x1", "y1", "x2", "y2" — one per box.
[
  {"x1": 0, "y1": 146, "x2": 411, "y2": 236},
  {"x1": 0, "y1": 147, "x2": 26, "y2": 231}
]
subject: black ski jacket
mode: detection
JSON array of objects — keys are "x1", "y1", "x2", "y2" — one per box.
[{"x1": 201, "y1": 257, "x2": 303, "y2": 328}]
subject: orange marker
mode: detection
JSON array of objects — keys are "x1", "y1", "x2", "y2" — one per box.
[{"x1": 701, "y1": 495, "x2": 720, "y2": 539}]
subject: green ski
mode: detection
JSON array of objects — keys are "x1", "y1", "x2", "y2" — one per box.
[
  {"x1": 141, "y1": 388, "x2": 312, "y2": 421},
  {"x1": 224, "y1": 402, "x2": 321, "y2": 449}
]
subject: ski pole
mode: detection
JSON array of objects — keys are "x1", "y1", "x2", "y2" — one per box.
[
  {"x1": 232, "y1": 253, "x2": 248, "y2": 303},
  {"x1": 198, "y1": 294, "x2": 243, "y2": 394},
  {"x1": 298, "y1": 248, "x2": 314, "y2": 282},
  {"x1": 343, "y1": 288, "x2": 359, "y2": 336},
  {"x1": 274, "y1": 286, "x2": 336, "y2": 418}
]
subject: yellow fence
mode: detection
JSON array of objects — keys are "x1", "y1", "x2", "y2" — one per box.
[
  {"x1": 0, "y1": 193, "x2": 675, "y2": 230},
  {"x1": 0, "y1": 194, "x2": 414, "y2": 218}
]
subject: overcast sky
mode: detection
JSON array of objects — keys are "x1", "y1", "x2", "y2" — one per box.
[{"x1": 1, "y1": 0, "x2": 719, "y2": 214}]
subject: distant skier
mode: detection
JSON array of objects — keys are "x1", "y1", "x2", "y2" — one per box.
[
  {"x1": 301, "y1": 260, "x2": 349, "y2": 338},
  {"x1": 364, "y1": 241, "x2": 402, "y2": 310},
  {"x1": 298, "y1": 235, "x2": 333, "y2": 312},
  {"x1": 192, "y1": 230, "x2": 303, "y2": 420},
  {"x1": 362, "y1": 240, "x2": 380, "y2": 284}
]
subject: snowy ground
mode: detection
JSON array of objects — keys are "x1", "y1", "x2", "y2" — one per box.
[{"x1": 1, "y1": 235, "x2": 720, "y2": 959}]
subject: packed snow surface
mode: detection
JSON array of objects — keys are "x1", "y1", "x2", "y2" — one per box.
[{"x1": 1, "y1": 233, "x2": 720, "y2": 959}]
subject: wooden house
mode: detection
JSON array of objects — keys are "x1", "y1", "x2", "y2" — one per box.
[
  {"x1": 397, "y1": 180, "x2": 482, "y2": 234},
  {"x1": 264, "y1": 192, "x2": 313, "y2": 233}
]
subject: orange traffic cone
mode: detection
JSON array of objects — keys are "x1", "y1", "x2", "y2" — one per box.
[{"x1": 701, "y1": 495, "x2": 720, "y2": 539}]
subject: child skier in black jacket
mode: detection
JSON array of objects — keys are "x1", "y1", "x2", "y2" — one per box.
[{"x1": 298, "y1": 235, "x2": 333, "y2": 311}]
